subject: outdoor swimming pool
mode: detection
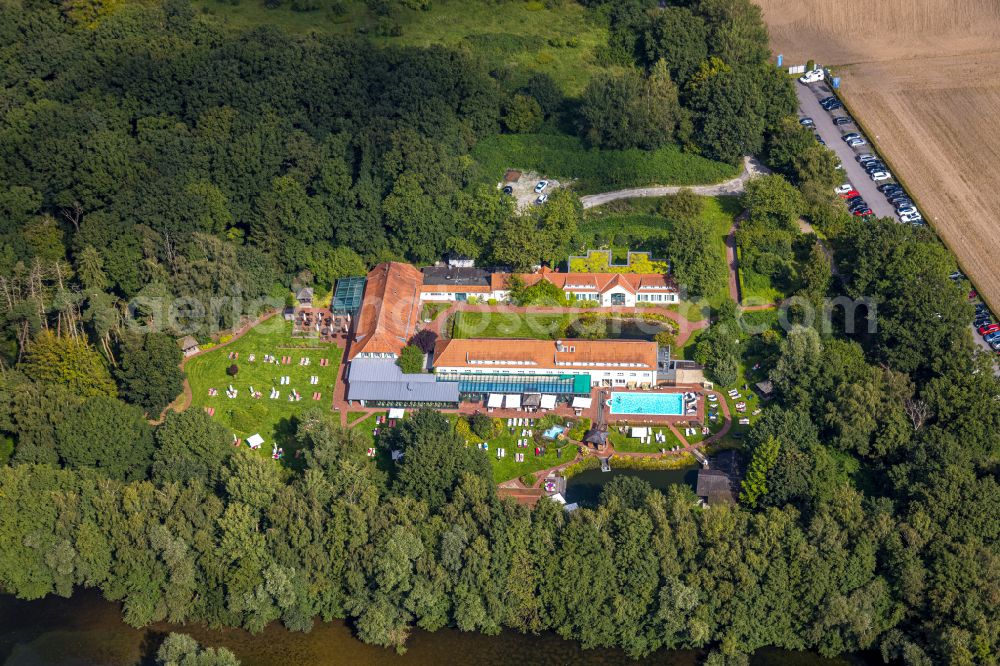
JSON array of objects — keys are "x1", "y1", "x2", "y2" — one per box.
[
  {"x1": 542, "y1": 425, "x2": 567, "y2": 440},
  {"x1": 608, "y1": 392, "x2": 684, "y2": 416}
]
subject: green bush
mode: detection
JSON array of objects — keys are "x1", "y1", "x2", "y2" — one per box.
[
  {"x1": 567, "y1": 417, "x2": 591, "y2": 441},
  {"x1": 469, "y1": 413, "x2": 501, "y2": 439},
  {"x1": 398, "y1": 345, "x2": 425, "y2": 374}
]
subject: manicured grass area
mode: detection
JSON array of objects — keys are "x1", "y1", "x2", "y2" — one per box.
[
  {"x1": 450, "y1": 310, "x2": 674, "y2": 341},
  {"x1": 451, "y1": 311, "x2": 574, "y2": 339},
  {"x1": 186, "y1": 320, "x2": 342, "y2": 454},
  {"x1": 447, "y1": 414, "x2": 577, "y2": 483},
  {"x1": 606, "y1": 424, "x2": 683, "y2": 453},
  {"x1": 192, "y1": 0, "x2": 609, "y2": 94},
  {"x1": 738, "y1": 248, "x2": 785, "y2": 306},
  {"x1": 473, "y1": 134, "x2": 739, "y2": 194},
  {"x1": 420, "y1": 302, "x2": 451, "y2": 322},
  {"x1": 351, "y1": 414, "x2": 380, "y2": 446}
]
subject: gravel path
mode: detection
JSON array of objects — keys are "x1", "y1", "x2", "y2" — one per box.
[{"x1": 579, "y1": 156, "x2": 769, "y2": 209}]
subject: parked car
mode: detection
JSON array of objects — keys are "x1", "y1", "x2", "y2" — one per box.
[
  {"x1": 833, "y1": 116, "x2": 853, "y2": 125},
  {"x1": 842, "y1": 189, "x2": 861, "y2": 200},
  {"x1": 870, "y1": 171, "x2": 892, "y2": 181},
  {"x1": 534, "y1": 180, "x2": 548, "y2": 193},
  {"x1": 842, "y1": 133, "x2": 861, "y2": 141},
  {"x1": 853, "y1": 208, "x2": 873, "y2": 217},
  {"x1": 800, "y1": 117, "x2": 815, "y2": 126},
  {"x1": 502, "y1": 185, "x2": 513, "y2": 195},
  {"x1": 821, "y1": 99, "x2": 843, "y2": 110},
  {"x1": 835, "y1": 183, "x2": 854, "y2": 195},
  {"x1": 799, "y1": 68, "x2": 825, "y2": 84},
  {"x1": 815, "y1": 134, "x2": 826, "y2": 145},
  {"x1": 896, "y1": 206, "x2": 918, "y2": 216},
  {"x1": 877, "y1": 183, "x2": 902, "y2": 192},
  {"x1": 820, "y1": 96, "x2": 837, "y2": 105},
  {"x1": 984, "y1": 331, "x2": 1000, "y2": 343},
  {"x1": 900, "y1": 210, "x2": 923, "y2": 221},
  {"x1": 979, "y1": 323, "x2": 1000, "y2": 335},
  {"x1": 535, "y1": 194, "x2": 549, "y2": 204},
  {"x1": 847, "y1": 138, "x2": 867, "y2": 147},
  {"x1": 856, "y1": 153, "x2": 876, "y2": 162}
]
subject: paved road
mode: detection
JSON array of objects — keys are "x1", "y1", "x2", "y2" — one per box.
[
  {"x1": 796, "y1": 82, "x2": 897, "y2": 220},
  {"x1": 579, "y1": 156, "x2": 770, "y2": 209}
]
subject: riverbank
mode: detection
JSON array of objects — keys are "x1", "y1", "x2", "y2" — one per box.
[{"x1": 0, "y1": 590, "x2": 884, "y2": 666}]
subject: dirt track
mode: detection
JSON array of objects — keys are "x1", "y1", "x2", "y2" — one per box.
[
  {"x1": 756, "y1": 0, "x2": 1000, "y2": 312},
  {"x1": 579, "y1": 156, "x2": 768, "y2": 209}
]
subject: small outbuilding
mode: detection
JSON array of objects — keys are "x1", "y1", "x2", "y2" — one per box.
[
  {"x1": 178, "y1": 335, "x2": 200, "y2": 357},
  {"x1": 582, "y1": 426, "x2": 608, "y2": 449},
  {"x1": 295, "y1": 287, "x2": 314, "y2": 307},
  {"x1": 696, "y1": 469, "x2": 736, "y2": 505},
  {"x1": 755, "y1": 380, "x2": 775, "y2": 399}
]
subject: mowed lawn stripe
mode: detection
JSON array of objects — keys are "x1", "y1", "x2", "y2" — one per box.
[{"x1": 185, "y1": 321, "x2": 342, "y2": 452}]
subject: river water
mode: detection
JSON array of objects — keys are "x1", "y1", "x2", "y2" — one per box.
[
  {"x1": 0, "y1": 468, "x2": 886, "y2": 665},
  {"x1": 0, "y1": 590, "x2": 878, "y2": 666},
  {"x1": 564, "y1": 466, "x2": 700, "y2": 506}
]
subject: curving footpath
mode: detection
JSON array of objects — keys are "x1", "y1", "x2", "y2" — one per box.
[{"x1": 579, "y1": 156, "x2": 770, "y2": 209}]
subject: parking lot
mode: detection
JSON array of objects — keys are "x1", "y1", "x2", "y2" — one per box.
[
  {"x1": 798, "y1": 77, "x2": 1000, "y2": 369},
  {"x1": 796, "y1": 82, "x2": 898, "y2": 220},
  {"x1": 500, "y1": 171, "x2": 563, "y2": 212}
]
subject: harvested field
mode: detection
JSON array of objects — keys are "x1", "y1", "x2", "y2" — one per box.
[
  {"x1": 756, "y1": 0, "x2": 1000, "y2": 311},
  {"x1": 757, "y1": 0, "x2": 1000, "y2": 65}
]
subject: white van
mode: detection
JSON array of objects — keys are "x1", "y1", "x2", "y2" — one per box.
[{"x1": 799, "y1": 68, "x2": 824, "y2": 84}]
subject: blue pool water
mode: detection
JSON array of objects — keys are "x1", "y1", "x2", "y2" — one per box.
[
  {"x1": 542, "y1": 425, "x2": 567, "y2": 439},
  {"x1": 608, "y1": 392, "x2": 684, "y2": 416}
]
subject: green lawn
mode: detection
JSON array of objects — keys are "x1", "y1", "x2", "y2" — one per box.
[
  {"x1": 446, "y1": 414, "x2": 577, "y2": 483},
  {"x1": 420, "y1": 302, "x2": 451, "y2": 322},
  {"x1": 192, "y1": 0, "x2": 609, "y2": 95},
  {"x1": 186, "y1": 320, "x2": 342, "y2": 455},
  {"x1": 738, "y1": 247, "x2": 785, "y2": 306},
  {"x1": 451, "y1": 311, "x2": 574, "y2": 339},
  {"x1": 474, "y1": 134, "x2": 739, "y2": 193},
  {"x1": 606, "y1": 424, "x2": 683, "y2": 453},
  {"x1": 450, "y1": 310, "x2": 673, "y2": 341}
]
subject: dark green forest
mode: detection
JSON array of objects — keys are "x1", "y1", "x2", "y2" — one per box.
[{"x1": 0, "y1": 0, "x2": 997, "y2": 664}]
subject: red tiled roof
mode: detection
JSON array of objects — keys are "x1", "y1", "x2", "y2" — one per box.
[
  {"x1": 348, "y1": 262, "x2": 423, "y2": 360},
  {"x1": 433, "y1": 338, "x2": 657, "y2": 370},
  {"x1": 420, "y1": 284, "x2": 492, "y2": 293},
  {"x1": 494, "y1": 270, "x2": 676, "y2": 294}
]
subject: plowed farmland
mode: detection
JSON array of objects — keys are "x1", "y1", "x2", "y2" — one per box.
[{"x1": 756, "y1": 0, "x2": 1000, "y2": 310}]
